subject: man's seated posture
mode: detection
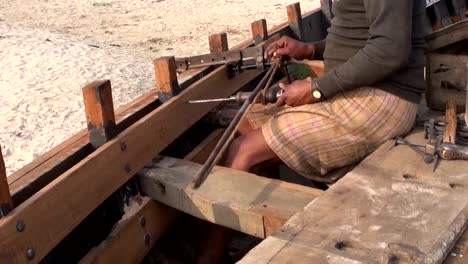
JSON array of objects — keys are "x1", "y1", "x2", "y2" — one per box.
[{"x1": 199, "y1": 0, "x2": 427, "y2": 262}]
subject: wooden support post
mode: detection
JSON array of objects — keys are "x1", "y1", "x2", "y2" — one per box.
[
  {"x1": 444, "y1": 100, "x2": 458, "y2": 143},
  {"x1": 154, "y1": 56, "x2": 181, "y2": 103},
  {"x1": 0, "y1": 145, "x2": 12, "y2": 218},
  {"x1": 251, "y1": 19, "x2": 268, "y2": 45},
  {"x1": 287, "y1": 2, "x2": 305, "y2": 40},
  {"x1": 82, "y1": 80, "x2": 117, "y2": 149},
  {"x1": 208, "y1": 33, "x2": 229, "y2": 53}
]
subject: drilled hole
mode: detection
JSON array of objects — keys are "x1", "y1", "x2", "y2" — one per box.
[
  {"x1": 335, "y1": 241, "x2": 348, "y2": 251},
  {"x1": 449, "y1": 183, "x2": 464, "y2": 189},
  {"x1": 402, "y1": 174, "x2": 415, "y2": 179}
]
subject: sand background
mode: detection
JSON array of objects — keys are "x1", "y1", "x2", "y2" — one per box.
[{"x1": 0, "y1": 0, "x2": 320, "y2": 176}]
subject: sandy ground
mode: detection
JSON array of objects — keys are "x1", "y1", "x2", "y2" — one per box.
[{"x1": 0, "y1": 0, "x2": 320, "y2": 176}]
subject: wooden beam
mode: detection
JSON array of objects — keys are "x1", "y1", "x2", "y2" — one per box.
[
  {"x1": 251, "y1": 19, "x2": 268, "y2": 45},
  {"x1": 80, "y1": 197, "x2": 178, "y2": 264},
  {"x1": 82, "y1": 80, "x2": 117, "y2": 149},
  {"x1": 240, "y1": 130, "x2": 468, "y2": 263},
  {"x1": 138, "y1": 156, "x2": 322, "y2": 238},
  {"x1": 287, "y1": 3, "x2": 304, "y2": 40},
  {"x1": 208, "y1": 33, "x2": 229, "y2": 53},
  {"x1": 0, "y1": 63, "x2": 261, "y2": 264},
  {"x1": 0, "y1": 145, "x2": 12, "y2": 218},
  {"x1": 184, "y1": 129, "x2": 224, "y2": 164},
  {"x1": 155, "y1": 56, "x2": 181, "y2": 103},
  {"x1": 444, "y1": 100, "x2": 458, "y2": 143}
]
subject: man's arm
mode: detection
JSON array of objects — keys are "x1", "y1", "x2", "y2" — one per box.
[
  {"x1": 311, "y1": 39, "x2": 326, "y2": 60},
  {"x1": 316, "y1": 0, "x2": 414, "y2": 98}
]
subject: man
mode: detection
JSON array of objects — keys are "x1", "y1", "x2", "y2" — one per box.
[
  {"x1": 225, "y1": 0, "x2": 427, "y2": 182},
  {"x1": 198, "y1": 0, "x2": 427, "y2": 262}
]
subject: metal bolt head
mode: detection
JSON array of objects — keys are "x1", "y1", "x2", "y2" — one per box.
[
  {"x1": 140, "y1": 216, "x2": 146, "y2": 227},
  {"x1": 16, "y1": 220, "x2": 25, "y2": 232},
  {"x1": 26, "y1": 248, "x2": 35, "y2": 260}
]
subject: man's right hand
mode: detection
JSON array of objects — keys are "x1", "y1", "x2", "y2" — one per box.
[{"x1": 264, "y1": 36, "x2": 315, "y2": 60}]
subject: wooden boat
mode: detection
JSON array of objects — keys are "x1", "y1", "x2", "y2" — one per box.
[{"x1": 0, "y1": 1, "x2": 467, "y2": 263}]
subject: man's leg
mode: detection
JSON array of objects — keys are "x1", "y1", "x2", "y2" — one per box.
[{"x1": 197, "y1": 128, "x2": 278, "y2": 264}]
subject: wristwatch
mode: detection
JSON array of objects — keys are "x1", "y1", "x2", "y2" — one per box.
[{"x1": 311, "y1": 78, "x2": 323, "y2": 100}]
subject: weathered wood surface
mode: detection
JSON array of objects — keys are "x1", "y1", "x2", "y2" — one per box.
[
  {"x1": 287, "y1": 3, "x2": 305, "y2": 40},
  {"x1": 208, "y1": 33, "x2": 229, "y2": 53},
  {"x1": 251, "y1": 19, "x2": 269, "y2": 45},
  {"x1": 82, "y1": 80, "x2": 117, "y2": 148},
  {"x1": 138, "y1": 156, "x2": 323, "y2": 239},
  {"x1": 80, "y1": 197, "x2": 178, "y2": 264},
  {"x1": 426, "y1": 19, "x2": 468, "y2": 51},
  {"x1": 443, "y1": 224, "x2": 468, "y2": 263},
  {"x1": 240, "y1": 130, "x2": 468, "y2": 264},
  {"x1": 0, "y1": 66, "x2": 261, "y2": 263},
  {"x1": 154, "y1": 56, "x2": 181, "y2": 102},
  {"x1": 444, "y1": 100, "x2": 458, "y2": 143}
]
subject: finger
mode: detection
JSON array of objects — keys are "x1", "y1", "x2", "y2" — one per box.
[
  {"x1": 276, "y1": 94, "x2": 286, "y2": 107},
  {"x1": 273, "y1": 47, "x2": 290, "y2": 57},
  {"x1": 264, "y1": 44, "x2": 279, "y2": 59}
]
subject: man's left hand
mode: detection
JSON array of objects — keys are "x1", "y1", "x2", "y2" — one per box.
[{"x1": 276, "y1": 79, "x2": 320, "y2": 107}]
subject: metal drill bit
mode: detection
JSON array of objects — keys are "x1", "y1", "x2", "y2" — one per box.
[{"x1": 186, "y1": 97, "x2": 236, "y2": 104}]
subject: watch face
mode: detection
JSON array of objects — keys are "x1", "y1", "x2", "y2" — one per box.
[{"x1": 313, "y1": 90, "x2": 322, "y2": 99}]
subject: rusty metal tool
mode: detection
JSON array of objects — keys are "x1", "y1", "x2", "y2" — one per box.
[
  {"x1": 186, "y1": 87, "x2": 284, "y2": 105},
  {"x1": 175, "y1": 46, "x2": 268, "y2": 75},
  {"x1": 192, "y1": 58, "x2": 282, "y2": 189}
]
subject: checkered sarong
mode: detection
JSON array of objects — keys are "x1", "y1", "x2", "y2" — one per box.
[{"x1": 247, "y1": 87, "x2": 418, "y2": 182}]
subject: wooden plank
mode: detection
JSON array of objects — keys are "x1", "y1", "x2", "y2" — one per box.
[
  {"x1": 138, "y1": 156, "x2": 322, "y2": 238},
  {"x1": 0, "y1": 145, "x2": 12, "y2": 217},
  {"x1": 82, "y1": 80, "x2": 117, "y2": 148},
  {"x1": 155, "y1": 56, "x2": 181, "y2": 103},
  {"x1": 0, "y1": 65, "x2": 261, "y2": 263},
  {"x1": 444, "y1": 100, "x2": 458, "y2": 143},
  {"x1": 240, "y1": 130, "x2": 468, "y2": 264},
  {"x1": 287, "y1": 3, "x2": 305, "y2": 40},
  {"x1": 184, "y1": 129, "x2": 224, "y2": 164},
  {"x1": 79, "y1": 197, "x2": 178, "y2": 264},
  {"x1": 251, "y1": 19, "x2": 268, "y2": 45},
  {"x1": 426, "y1": 19, "x2": 468, "y2": 51},
  {"x1": 208, "y1": 33, "x2": 229, "y2": 53},
  {"x1": 443, "y1": 223, "x2": 468, "y2": 263}
]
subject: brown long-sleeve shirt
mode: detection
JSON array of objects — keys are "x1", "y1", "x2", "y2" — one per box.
[{"x1": 314, "y1": 0, "x2": 428, "y2": 103}]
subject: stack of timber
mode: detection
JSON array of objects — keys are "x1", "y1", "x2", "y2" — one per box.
[{"x1": 0, "y1": 1, "x2": 467, "y2": 263}]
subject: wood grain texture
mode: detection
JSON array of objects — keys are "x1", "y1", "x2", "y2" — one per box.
[
  {"x1": 82, "y1": 80, "x2": 117, "y2": 148},
  {"x1": 444, "y1": 100, "x2": 458, "y2": 143},
  {"x1": 240, "y1": 130, "x2": 468, "y2": 264},
  {"x1": 155, "y1": 56, "x2": 181, "y2": 102},
  {"x1": 138, "y1": 156, "x2": 322, "y2": 238},
  {"x1": 251, "y1": 19, "x2": 268, "y2": 45},
  {"x1": 0, "y1": 66, "x2": 261, "y2": 264},
  {"x1": 79, "y1": 198, "x2": 178, "y2": 264},
  {"x1": 208, "y1": 33, "x2": 229, "y2": 53}
]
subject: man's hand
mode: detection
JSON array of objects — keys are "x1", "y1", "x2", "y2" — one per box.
[
  {"x1": 276, "y1": 79, "x2": 319, "y2": 107},
  {"x1": 264, "y1": 36, "x2": 315, "y2": 60}
]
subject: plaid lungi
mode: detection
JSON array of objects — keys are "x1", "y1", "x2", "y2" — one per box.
[{"x1": 247, "y1": 87, "x2": 418, "y2": 181}]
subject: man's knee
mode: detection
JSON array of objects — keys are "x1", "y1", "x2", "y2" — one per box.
[{"x1": 226, "y1": 135, "x2": 255, "y2": 170}]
